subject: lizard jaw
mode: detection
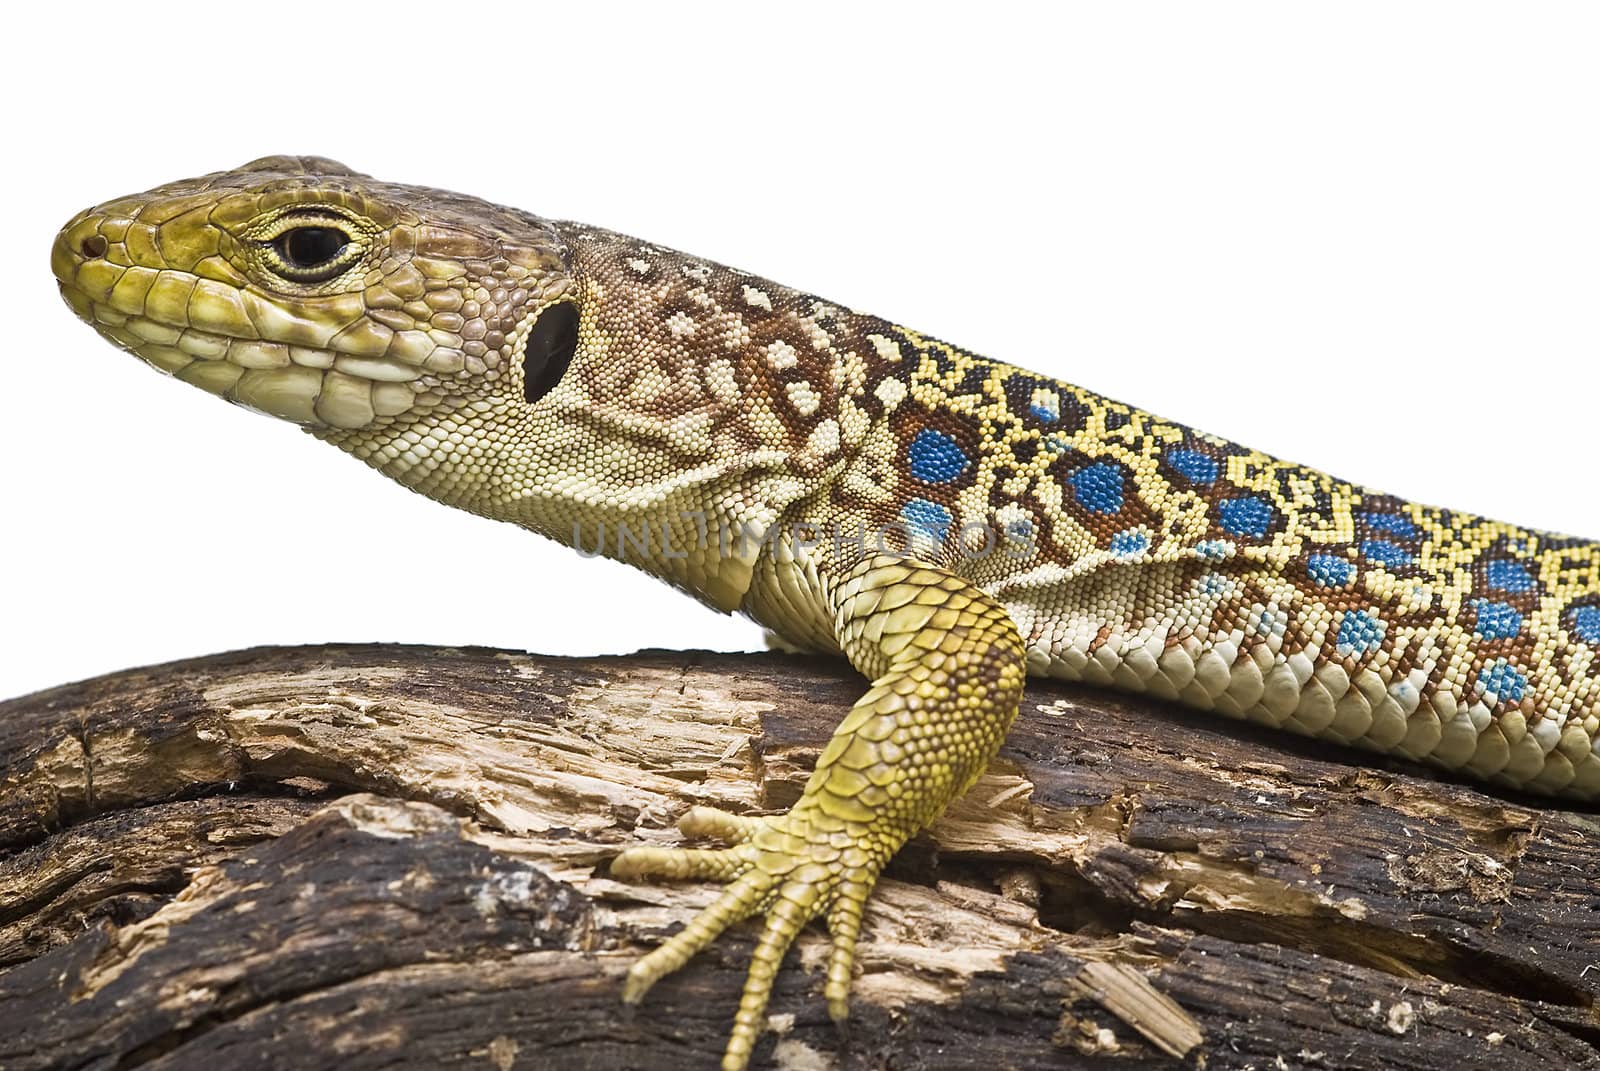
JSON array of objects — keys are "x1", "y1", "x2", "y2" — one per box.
[{"x1": 52, "y1": 209, "x2": 440, "y2": 431}]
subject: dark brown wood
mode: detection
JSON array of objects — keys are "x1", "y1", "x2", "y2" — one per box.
[{"x1": 1, "y1": 645, "x2": 1597, "y2": 1070}]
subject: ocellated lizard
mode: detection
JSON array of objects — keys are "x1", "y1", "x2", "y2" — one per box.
[{"x1": 51, "y1": 156, "x2": 1600, "y2": 1070}]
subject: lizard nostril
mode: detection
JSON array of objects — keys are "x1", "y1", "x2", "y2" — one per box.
[{"x1": 80, "y1": 235, "x2": 109, "y2": 259}]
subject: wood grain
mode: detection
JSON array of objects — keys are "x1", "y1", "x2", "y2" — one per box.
[{"x1": 1, "y1": 645, "x2": 1596, "y2": 1069}]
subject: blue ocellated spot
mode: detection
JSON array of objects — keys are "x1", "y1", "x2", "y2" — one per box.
[
  {"x1": 1069, "y1": 462, "x2": 1124, "y2": 514},
  {"x1": 1043, "y1": 432, "x2": 1072, "y2": 454},
  {"x1": 1307, "y1": 554, "x2": 1356, "y2": 588},
  {"x1": 1358, "y1": 511, "x2": 1421, "y2": 540},
  {"x1": 1335, "y1": 609, "x2": 1385, "y2": 658},
  {"x1": 1255, "y1": 608, "x2": 1285, "y2": 638},
  {"x1": 1477, "y1": 659, "x2": 1528, "y2": 704},
  {"x1": 900, "y1": 498, "x2": 952, "y2": 541},
  {"x1": 1199, "y1": 572, "x2": 1234, "y2": 596},
  {"x1": 908, "y1": 428, "x2": 970, "y2": 484},
  {"x1": 1110, "y1": 529, "x2": 1149, "y2": 559},
  {"x1": 1028, "y1": 389, "x2": 1060, "y2": 423},
  {"x1": 1486, "y1": 559, "x2": 1536, "y2": 594},
  {"x1": 1195, "y1": 539, "x2": 1234, "y2": 562},
  {"x1": 1165, "y1": 448, "x2": 1219, "y2": 486},
  {"x1": 1570, "y1": 605, "x2": 1600, "y2": 643},
  {"x1": 1471, "y1": 600, "x2": 1522, "y2": 641},
  {"x1": 1359, "y1": 540, "x2": 1412, "y2": 569},
  {"x1": 1218, "y1": 495, "x2": 1273, "y2": 539}
]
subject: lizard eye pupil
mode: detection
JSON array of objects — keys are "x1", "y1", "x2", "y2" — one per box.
[
  {"x1": 275, "y1": 226, "x2": 350, "y2": 270},
  {"x1": 522, "y1": 302, "x2": 579, "y2": 405}
]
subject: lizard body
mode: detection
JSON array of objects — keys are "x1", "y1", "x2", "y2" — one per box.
[{"x1": 52, "y1": 157, "x2": 1600, "y2": 1068}]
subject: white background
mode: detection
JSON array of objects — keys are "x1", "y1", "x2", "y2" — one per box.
[{"x1": 3, "y1": 3, "x2": 1597, "y2": 699}]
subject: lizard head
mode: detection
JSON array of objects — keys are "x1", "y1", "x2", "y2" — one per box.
[
  {"x1": 51, "y1": 156, "x2": 575, "y2": 452},
  {"x1": 52, "y1": 157, "x2": 839, "y2": 609}
]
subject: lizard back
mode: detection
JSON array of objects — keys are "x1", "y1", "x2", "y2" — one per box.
[{"x1": 799, "y1": 326, "x2": 1600, "y2": 797}]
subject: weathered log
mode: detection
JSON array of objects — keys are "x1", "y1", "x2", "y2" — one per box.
[{"x1": 0, "y1": 645, "x2": 1596, "y2": 1070}]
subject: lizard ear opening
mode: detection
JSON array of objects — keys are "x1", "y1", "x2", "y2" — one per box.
[{"x1": 521, "y1": 302, "x2": 579, "y2": 405}]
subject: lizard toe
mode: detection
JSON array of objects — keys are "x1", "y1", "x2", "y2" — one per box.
[
  {"x1": 614, "y1": 810, "x2": 884, "y2": 1070},
  {"x1": 678, "y1": 804, "x2": 765, "y2": 844},
  {"x1": 612, "y1": 840, "x2": 758, "y2": 883}
]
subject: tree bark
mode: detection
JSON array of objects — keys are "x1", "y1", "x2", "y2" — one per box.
[{"x1": 1, "y1": 644, "x2": 1596, "y2": 1070}]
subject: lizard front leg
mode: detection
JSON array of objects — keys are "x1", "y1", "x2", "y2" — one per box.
[{"x1": 611, "y1": 555, "x2": 1026, "y2": 1069}]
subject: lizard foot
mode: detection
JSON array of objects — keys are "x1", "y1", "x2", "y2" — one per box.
[
  {"x1": 611, "y1": 558, "x2": 1027, "y2": 1068},
  {"x1": 612, "y1": 804, "x2": 876, "y2": 1070}
]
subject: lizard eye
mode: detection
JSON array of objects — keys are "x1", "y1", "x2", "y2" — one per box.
[
  {"x1": 276, "y1": 227, "x2": 349, "y2": 270},
  {"x1": 522, "y1": 302, "x2": 579, "y2": 404},
  {"x1": 258, "y1": 214, "x2": 363, "y2": 283}
]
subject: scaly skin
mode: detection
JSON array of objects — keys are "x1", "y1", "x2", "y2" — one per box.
[{"x1": 52, "y1": 157, "x2": 1600, "y2": 1068}]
